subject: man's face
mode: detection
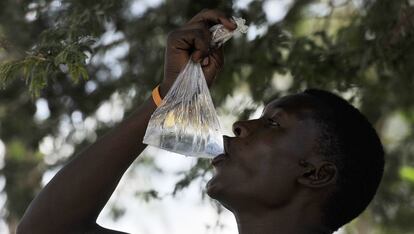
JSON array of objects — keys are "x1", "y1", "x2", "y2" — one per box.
[{"x1": 206, "y1": 94, "x2": 321, "y2": 212}]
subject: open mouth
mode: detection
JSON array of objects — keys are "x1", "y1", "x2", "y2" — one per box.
[
  {"x1": 211, "y1": 136, "x2": 230, "y2": 166},
  {"x1": 211, "y1": 153, "x2": 228, "y2": 166}
]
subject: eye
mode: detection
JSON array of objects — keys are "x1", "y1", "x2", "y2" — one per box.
[{"x1": 267, "y1": 118, "x2": 281, "y2": 127}]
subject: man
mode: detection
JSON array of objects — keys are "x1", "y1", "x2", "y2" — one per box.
[{"x1": 17, "y1": 9, "x2": 384, "y2": 234}]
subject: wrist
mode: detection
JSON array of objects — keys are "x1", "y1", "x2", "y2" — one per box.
[{"x1": 158, "y1": 82, "x2": 171, "y2": 98}]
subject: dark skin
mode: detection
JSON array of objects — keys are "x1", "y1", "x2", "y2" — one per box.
[
  {"x1": 18, "y1": 10, "x2": 337, "y2": 234},
  {"x1": 207, "y1": 94, "x2": 337, "y2": 234}
]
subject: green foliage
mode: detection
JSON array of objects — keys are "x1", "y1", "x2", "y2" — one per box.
[
  {"x1": 7, "y1": 140, "x2": 28, "y2": 161},
  {"x1": 1, "y1": 140, "x2": 43, "y2": 228},
  {"x1": 0, "y1": 37, "x2": 92, "y2": 97},
  {"x1": 0, "y1": 0, "x2": 120, "y2": 97},
  {"x1": 400, "y1": 166, "x2": 414, "y2": 183}
]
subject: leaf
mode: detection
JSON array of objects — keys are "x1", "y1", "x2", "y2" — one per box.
[
  {"x1": 78, "y1": 64, "x2": 89, "y2": 80},
  {"x1": 0, "y1": 61, "x2": 21, "y2": 87},
  {"x1": 400, "y1": 166, "x2": 414, "y2": 183},
  {"x1": 7, "y1": 140, "x2": 27, "y2": 161}
]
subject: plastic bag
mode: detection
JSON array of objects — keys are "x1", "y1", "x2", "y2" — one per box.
[{"x1": 143, "y1": 17, "x2": 248, "y2": 158}]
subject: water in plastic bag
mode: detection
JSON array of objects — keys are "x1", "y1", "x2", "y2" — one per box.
[{"x1": 143, "y1": 17, "x2": 248, "y2": 158}]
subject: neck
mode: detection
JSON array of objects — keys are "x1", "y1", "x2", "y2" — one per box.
[{"x1": 233, "y1": 202, "x2": 332, "y2": 234}]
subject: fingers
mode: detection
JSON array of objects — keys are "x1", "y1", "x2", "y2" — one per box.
[
  {"x1": 167, "y1": 24, "x2": 211, "y2": 63},
  {"x1": 202, "y1": 47, "x2": 223, "y2": 69},
  {"x1": 188, "y1": 9, "x2": 237, "y2": 31},
  {"x1": 201, "y1": 57, "x2": 210, "y2": 66},
  {"x1": 168, "y1": 9, "x2": 236, "y2": 61},
  {"x1": 202, "y1": 47, "x2": 224, "y2": 84},
  {"x1": 191, "y1": 29, "x2": 211, "y2": 62},
  {"x1": 163, "y1": 9, "x2": 234, "y2": 88}
]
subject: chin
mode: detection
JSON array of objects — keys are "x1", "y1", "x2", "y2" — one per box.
[
  {"x1": 206, "y1": 181, "x2": 235, "y2": 213},
  {"x1": 206, "y1": 177, "x2": 219, "y2": 197},
  {"x1": 206, "y1": 177, "x2": 231, "y2": 204},
  {"x1": 206, "y1": 174, "x2": 228, "y2": 199}
]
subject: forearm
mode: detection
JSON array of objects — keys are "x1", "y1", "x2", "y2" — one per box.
[
  {"x1": 18, "y1": 8, "x2": 234, "y2": 233},
  {"x1": 18, "y1": 97, "x2": 157, "y2": 233}
]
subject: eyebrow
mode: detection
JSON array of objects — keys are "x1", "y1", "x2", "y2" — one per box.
[
  {"x1": 263, "y1": 102, "x2": 315, "y2": 121},
  {"x1": 261, "y1": 105, "x2": 286, "y2": 117},
  {"x1": 266, "y1": 98, "x2": 297, "y2": 113}
]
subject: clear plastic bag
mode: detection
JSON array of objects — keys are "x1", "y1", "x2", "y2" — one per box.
[{"x1": 143, "y1": 17, "x2": 248, "y2": 158}]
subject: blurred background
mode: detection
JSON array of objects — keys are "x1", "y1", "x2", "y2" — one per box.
[{"x1": 1, "y1": 0, "x2": 414, "y2": 233}]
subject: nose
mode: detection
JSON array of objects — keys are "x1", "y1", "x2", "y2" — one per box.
[{"x1": 232, "y1": 120, "x2": 251, "y2": 137}]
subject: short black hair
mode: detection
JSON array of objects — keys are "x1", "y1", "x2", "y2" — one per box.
[{"x1": 302, "y1": 89, "x2": 385, "y2": 231}]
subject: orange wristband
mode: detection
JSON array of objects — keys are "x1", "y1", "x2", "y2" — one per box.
[{"x1": 152, "y1": 85, "x2": 163, "y2": 107}]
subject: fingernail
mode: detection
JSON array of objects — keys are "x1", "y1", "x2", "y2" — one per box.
[
  {"x1": 192, "y1": 51, "x2": 203, "y2": 63},
  {"x1": 202, "y1": 57, "x2": 209, "y2": 66}
]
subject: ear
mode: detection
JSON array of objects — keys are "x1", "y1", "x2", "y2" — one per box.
[{"x1": 297, "y1": 160, "x2": 337, "y2": 188}]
